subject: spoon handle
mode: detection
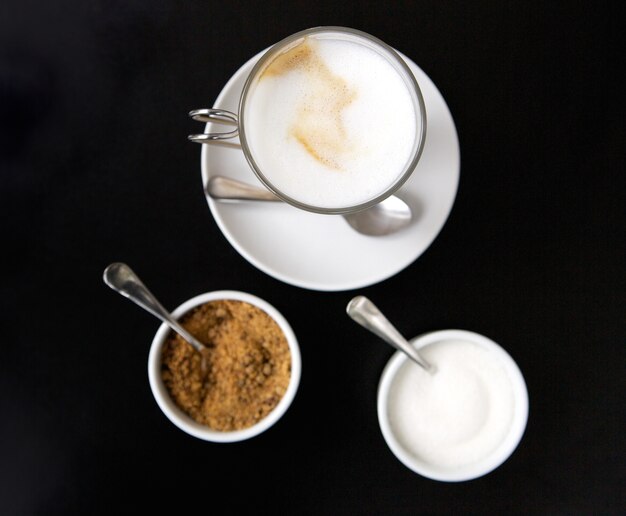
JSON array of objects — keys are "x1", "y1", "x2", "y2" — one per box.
[
  {"x1": 346, "y1": 296, "x2": 433, "y2": 372},
  {"x1": 207, "y1": 176, "x2": 280, "y2": 202},
  {"x1": 103, "y1": 262, "x2": 205, "y2": 353}
]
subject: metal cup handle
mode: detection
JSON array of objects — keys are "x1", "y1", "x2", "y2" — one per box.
[{"x1": 188, "y1": 109, "x2": 239, "y2": 143}]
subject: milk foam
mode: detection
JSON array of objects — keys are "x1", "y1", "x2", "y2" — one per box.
[
  {"x1": 244, "y1": 36, "x2": 419, "y2": 209},
  {"x1": 388, "y1": 340, "x2": 515, "y2": 471}
]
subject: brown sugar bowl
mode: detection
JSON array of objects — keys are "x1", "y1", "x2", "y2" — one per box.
[{"x1": 148, "y1": 291, "x2": 301, "y2": 442}]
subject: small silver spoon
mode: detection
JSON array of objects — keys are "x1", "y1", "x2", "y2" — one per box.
[
  {"x1": 347, "y1": 296, "x2": 434, "y2": 373},
  {"x1": 103, "y1": 262, "x2": 206, "y2": 353},
  {"x1": 207, "y1": 176, "x2": 413, "y2": 237}
]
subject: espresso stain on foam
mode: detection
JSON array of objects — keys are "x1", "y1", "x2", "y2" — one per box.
[{"x1": 260, "y1": 39, "x2": 357, "y2": 170}]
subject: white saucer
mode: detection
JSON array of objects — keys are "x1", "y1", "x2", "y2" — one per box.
[{"x1": 200, "y1": 50, "x2": 460, "y2": 291}]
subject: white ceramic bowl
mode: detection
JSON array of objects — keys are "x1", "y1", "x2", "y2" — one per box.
[
  {"x1": 377, "y1": 329, "x2": 528, "y2": 481},
  {"x1": 148, "y1": 290, "x2": 301, "y2": 442}
]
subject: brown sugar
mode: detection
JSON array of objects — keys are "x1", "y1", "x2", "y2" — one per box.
[{"x1": 161, "y1": 300, "x2": 291, "y2": 431}]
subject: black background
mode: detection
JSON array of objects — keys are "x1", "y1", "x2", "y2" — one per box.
[{"x1": 1, "y1": 1, "x2": 624, "y2": 514}]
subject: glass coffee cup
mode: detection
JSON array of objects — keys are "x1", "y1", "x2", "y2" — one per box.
[{"x1": 189, "y1": 26, "x2": 427, "y2": 215}]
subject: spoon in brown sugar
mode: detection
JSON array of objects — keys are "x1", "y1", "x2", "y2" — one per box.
[{"x1": 103, "y1": 262, "x2": 207, "y2": 353}]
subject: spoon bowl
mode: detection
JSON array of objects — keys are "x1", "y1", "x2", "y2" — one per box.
[{"x1": 206, "y1": 176, "x2": 413, "y2": 236}]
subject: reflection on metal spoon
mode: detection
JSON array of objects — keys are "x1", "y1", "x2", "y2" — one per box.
[{"x1": 206, "y1": 176, "x2": 413, "y2": 237}]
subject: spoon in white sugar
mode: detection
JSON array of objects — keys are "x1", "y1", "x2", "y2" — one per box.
[{"x1": 347, "y1": 296, "x2": 434, "y2": 373}]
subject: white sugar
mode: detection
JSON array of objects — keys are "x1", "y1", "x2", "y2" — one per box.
[{"x1": 387, "y1": 339, "x2": 515, "y2": 470}]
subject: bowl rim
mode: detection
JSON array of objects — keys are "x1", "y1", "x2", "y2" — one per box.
[
  {"x1": 148, "y1": 290, "x2": 301, "y2": 442},
  {"x1": 377, "y1": 329, "x2": 529, "y2": 481}
]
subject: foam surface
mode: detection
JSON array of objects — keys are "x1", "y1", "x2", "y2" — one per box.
[{"x1": 244, "y1": 36, "x2": 419, "y2": 209}]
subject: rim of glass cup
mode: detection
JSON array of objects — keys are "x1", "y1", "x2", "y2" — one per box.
[{"x1": 237, "y1": 26, "x2": 428, "y2": 215}]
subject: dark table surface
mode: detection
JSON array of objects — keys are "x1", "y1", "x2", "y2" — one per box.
[{"x1": 1, "y1": 1, "x2": 624, "y2": 514}]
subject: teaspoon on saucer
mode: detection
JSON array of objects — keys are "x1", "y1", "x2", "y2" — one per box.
[{"x1": 206, "y1": 176, "x2": 413, "y2": 237}]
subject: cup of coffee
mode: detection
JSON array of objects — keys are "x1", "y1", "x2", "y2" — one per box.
[{"x1": 189, "y1": 26, "x2": 427, "y2": 214}]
